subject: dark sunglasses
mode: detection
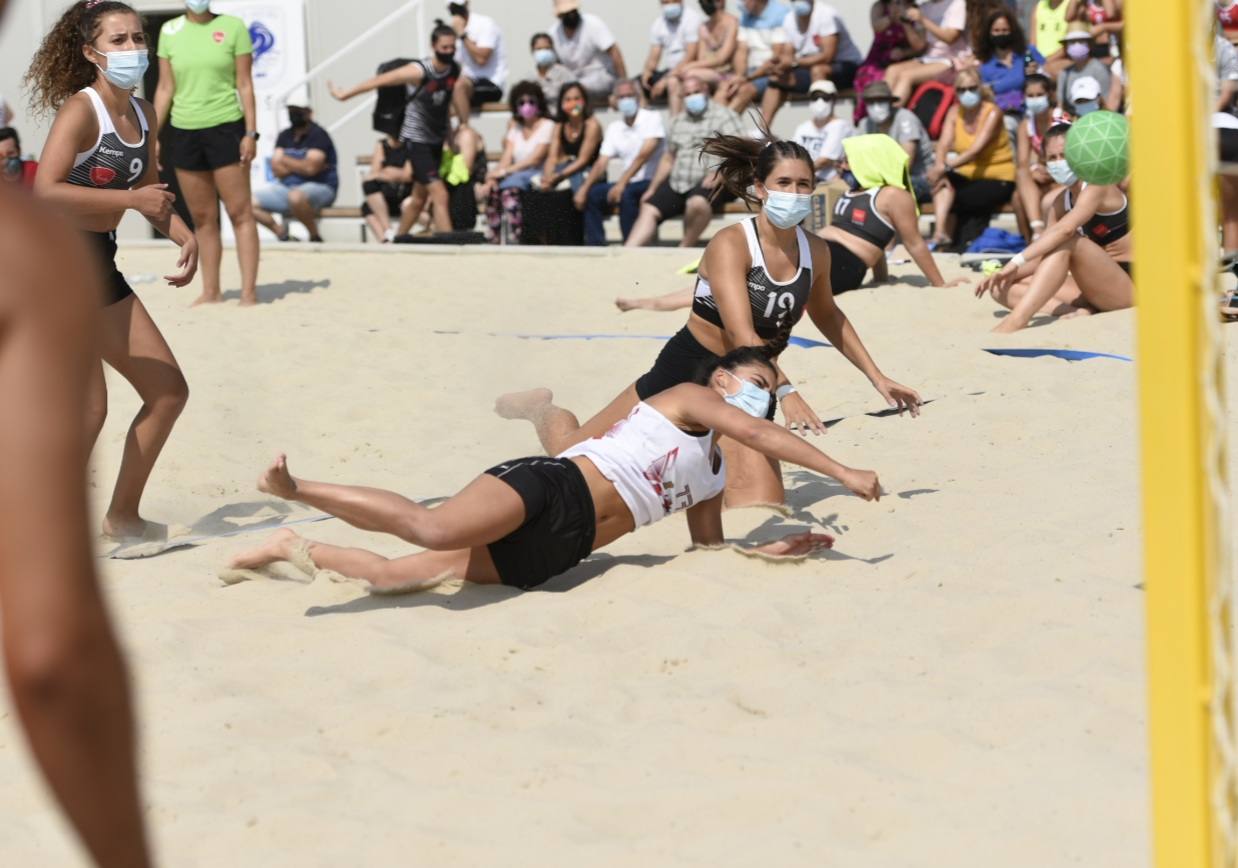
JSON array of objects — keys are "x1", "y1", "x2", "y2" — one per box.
[
  {"x1": 517, "y1": 98, "x2": 538, "y2": 106},
  {"x1": 810, "y1": 94, "x2": 833, "y2": 102},
  {"x1": 957, "y1": 85, "x2": 980, "y2": 94}
]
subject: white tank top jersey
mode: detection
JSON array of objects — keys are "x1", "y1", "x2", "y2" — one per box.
[{"x1": 558, "y1": 402, "x2": 726, "y2": 527}]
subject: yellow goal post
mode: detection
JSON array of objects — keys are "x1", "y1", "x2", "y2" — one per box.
[{"x1": 1129, "y1": 0, "x2": 1233, "y2": 865}]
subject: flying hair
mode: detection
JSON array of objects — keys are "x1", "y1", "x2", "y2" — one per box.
[
  {"x1": 700, "y1": 114, "x2": 815, "y2": 207},
  {"x1": 25, "y1": 0, "x2": 140, "y2": 115}
]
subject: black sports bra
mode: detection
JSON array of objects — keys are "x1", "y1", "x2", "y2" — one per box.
[
  {"x1": 1064, "y1": 184, "x2": 1129, "y2": 245},
  {"x1": 832, "y1": 188, "x2": 896, "y2": 249},
  {"x1": 691, "y1": 218, "x2": 814, "y2": 341}
]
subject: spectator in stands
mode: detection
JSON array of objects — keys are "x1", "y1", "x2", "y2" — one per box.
[
  {"x1": 449, "y1": 1, "x2": 508, "y2": 108},
  {"x1": 541, "y1": 81, "x2": 603, "y2": 191},
  {"x1": 792, "y1": 80, "x2": 854, "y2": 182},
  {"x1": 0, "y1": 93, "x2": 12, "y2": 126},
  {"x1": 361, "y1": 134, "x2": 413, "y2": 243},
  {"x1": 672, "y1": 0, "x2": 741, "y2": 93},
  {"x1": 1013, "y1": 73, "x2": 1059, "y2": 239},
  {"x1": 719, "y1": 0, "x2": 791, "y2": 114},
  {"x1": 329, "y1": 22, "x2": 464, "y2": 235},
  {"x1": 928, "y1": 68, "x2": 1015, "y2": 250},
  {"x1": 1221, "y1": 0, "x2": 1238, "y2": 46},
  {"x1": 760, "y1": 0, "x2": 864, "y2": 126},
  {"x1": 575, "y1": 78, "x2": 665, "y2": 245},
  {"x1": 1065, "y1": 74, "x2": 1102, "y2": 117},
  {"x1": 251, "y1": 106, "x2": 339, "y2": 243},
  {"x1": 480, "y1": 81, "x2": 556, "y2": 243},
  {"x1": 854, "y1": 0, "x2": 923, "y2": 122},
  {"x1": 1055, "y1": 29, "x2": 1110, "y2": 109},
  {"x1": 0, "y1": 127, "x2": 36, "y2": 188},
  {"x1": 855, "y1": 80, "x2": 934, "y2": 202},
  {"x1": 531, "y1": 32, "x2": 576, "y2": 105},
  {"x1": 625, "y1": 75, "x2": 742, "y2": 247},
  {"x1": 550, "y1": 0, "x2": 628, "y2": 100},
  {"x1": 1031, "y1": 0, "x2": 1071, "y2": 75},
  {"x1": 976, "y1": 8, "x2": 1043, "y2": 126},
  {"x1": 155, "y1": 1, "x2": 260, "y2": 306},
  {"x1": 1218, "y1": 29, "x2": 1238, "y2": 113},
  {"x1": 640, "y1": 0, "x2": 704, "y2": 114},
  {"x1": 1066, "y1": 0, "x2": 1122, "y2": 61},
  {"x1": 884, "y1": 0, "x2": 969, "y2": 104}
]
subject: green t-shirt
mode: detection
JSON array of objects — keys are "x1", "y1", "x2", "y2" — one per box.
[{"x1": 157, "y1": 14, "x2": 253, "y2": 130}]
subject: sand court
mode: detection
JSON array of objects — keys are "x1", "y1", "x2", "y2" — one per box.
[{"x1": 2, "y1": 243, "x2": 1215, "y2": 865}]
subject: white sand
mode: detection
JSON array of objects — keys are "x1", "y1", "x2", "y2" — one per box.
[{"x1": 2, "y1": 242, "x2": 1218, "y2": 866}]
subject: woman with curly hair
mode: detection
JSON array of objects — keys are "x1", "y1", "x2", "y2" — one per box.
[
  {"x1": 26, "y1": 0, "x2": 197, "y2": 544},
  {"x1": 478, "y1": 79, "x2": 554, "y2": 243}
]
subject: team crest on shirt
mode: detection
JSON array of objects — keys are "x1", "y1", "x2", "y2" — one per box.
[
  {"x1": 213, "y1": 30, "x2": 226, "y2": 43},
  {"x1": 644, "y1": 447, "x2": 689, "y2": 515},
  {"x1": 90, "y1": 166, "x2": 117, "y2": 186}
]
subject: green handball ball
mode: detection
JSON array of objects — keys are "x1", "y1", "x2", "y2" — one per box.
[{"x1": 1065, "y1": 111, "x2": 1130, "y2": 186}]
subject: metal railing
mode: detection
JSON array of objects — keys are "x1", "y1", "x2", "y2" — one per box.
[{"x1": 272, "y1": 0, "x2": 427, "y2": 135}]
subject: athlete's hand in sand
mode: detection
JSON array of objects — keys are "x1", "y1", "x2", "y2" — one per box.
[
  {"x1": 131, "y1": 184, "x2": 175, "y2": 222},
  {"x1": 779, "y1": 391, "x2": 827, "y2": 436},
  {"x1": 941, "y1": 277, "x2": 970, "y2": 289},
  {"x1": 164, "y1": 236, "x2": 199, "y2": 287},
  {"x1": 977, "y1": 263, "x2": 1018, "y2": 297},
  {"x1": 257, "y1": 454, "x2": 299, "y2": 499},
  {"x1": 753, "y1": 531, "x2": 836, "y2": 558},
  {"x1": 875, "y1": 376, "x2": 921, "y2": 416},
  {"x1": 840, "y1": 468, "x2": 881, "y2": 501}
]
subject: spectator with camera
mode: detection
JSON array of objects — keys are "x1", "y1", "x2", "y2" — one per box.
[{"x1": 883, "y1": 0, "x2": 969, "y2": 105}]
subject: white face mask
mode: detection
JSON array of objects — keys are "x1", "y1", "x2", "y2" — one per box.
[
  {"x1": 866, "y1": 102, "x2": 891, "y2": 124},
  {"x1": 811, "y1": 98, "x2": 833, "y2": 120},
  {"x1": 1047, "y1": 158, "x2": 1078, "y2": 186}
]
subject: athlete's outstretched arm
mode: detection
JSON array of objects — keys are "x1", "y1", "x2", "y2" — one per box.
[
  {"x1": 684, "y1": 495, "x2": 833, "y2": 558},
  {"x1": 0, "y1": 195, "x2": 151, "y2": 868},
  {"x1": 804, "y1": 239, "x2": 922, "y2": 415}
]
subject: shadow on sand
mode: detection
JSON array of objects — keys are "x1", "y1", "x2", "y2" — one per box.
[{"x1": 222, "y1": 278, "x2": 331, "y2": 304}]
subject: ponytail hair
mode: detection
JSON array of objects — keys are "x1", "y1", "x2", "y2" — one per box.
[
  {"x1": 431, "y1": 19, "x2": 457, "y2": 45},
  {"x1": 25, "y1": 1, "x2": 140, "y2": 116},
  {"x1": 701, "y1": 116, "x2": 815, "y2": 207},
  {"x1": 693, "y1": 317, "x2": 794, "y2": 386}
]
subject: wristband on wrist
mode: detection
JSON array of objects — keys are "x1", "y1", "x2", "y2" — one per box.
[
  {"x1": 1009, "y1": 252, "x2": 1026, "y2": 268},
  {"x1": 776, "y1": 384, "x2": 798, "y2": 401}
]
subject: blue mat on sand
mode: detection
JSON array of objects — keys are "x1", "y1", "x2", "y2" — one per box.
[
  {"x1": 984, "y1": 348, "x2": 1132, "y2": 362},
  {"x1": 502, "y1": 333, "x2": 832, "y2": 349}
]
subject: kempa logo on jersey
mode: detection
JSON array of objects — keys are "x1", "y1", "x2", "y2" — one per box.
[{"x1": 98, "y1": 145, "x2": 125, "y2": 158}]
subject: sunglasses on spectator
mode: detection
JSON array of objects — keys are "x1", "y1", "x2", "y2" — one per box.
[
  {"x1": 810, "y1": 95, "x2": 833, "y2": 102},
  {"x1": 956, "y1": 86, "x2": 980, "y2": 94},
  {"x1": 517, "y1": 98, "x2": 538, "y2": 106}
]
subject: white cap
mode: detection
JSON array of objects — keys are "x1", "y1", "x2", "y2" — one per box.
[
  {"x1": 808, "y1": 79, "x2": 838, "y2": 97},
  {"x1": 1070, "y1": 76, "x2": 1102, "y2": 102},
  {"x1": 1062, "y1": 29, "x2": 1092, "y2": 42}
]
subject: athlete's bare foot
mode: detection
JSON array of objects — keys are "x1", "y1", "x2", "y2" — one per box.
[
  {"x1": 239, "y1": 292, "x2": 259, "y2": 307},
  {"x1": 257, "y1": 454, "x2": 299, "y2": 499},
  {"x1": 494, "y1": 387, "x2": 554, "y2": 421},
  {"x1": 229, "y1": 528, "x2": 300, "y2": 570},
  {"x1": 101, "y1": 514, "x2": 166, "y2": 542},
  {"x1": 191, "y1": 292, "x2": 223, "y2": 307}
]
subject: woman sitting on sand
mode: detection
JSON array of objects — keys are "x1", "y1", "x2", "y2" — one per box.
[
  {"x1": 27, "y1": 0, "x2": 197, "y2": 542},
  {"x1": 502, "y1": 130, "x2": 920, "y2": 511},
  {"x1": 230, "y1": 343, "x2": 880, "y2": 592},
  {"x1": 616, "y1": 135, "x2": 961, "y2": 311},
  {"x1": 975, "y1": 122, "x2": 1132, "y2": 332}
]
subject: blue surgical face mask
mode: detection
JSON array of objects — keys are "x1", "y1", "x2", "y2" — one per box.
[
  {"x1": 958, "y1": 89, "x2": 981, "y2": 109},
  {"x1": 94, "y1": 48, "x2": 150, "y2": 91},
  {"x1": 663, "y1": 2, "x2": 684, "y2": 20},
  {"x1": 185, "y1": 0, "x2": 211, "y2": 12},
  {"x1": 722, "y1": 370, "x2": 772, "y2": 419},
  {"x1": 1046, "y1": 158, "x2": 1078, "y2": 186},
  {"x1": 1025, "y1": 95, "x2": 1050, "y2": 115},
  {"x1": 684, "y1": 92, "x2": 708, "y2": 115},
  {"x1": 763, "y1": 189, "x2": 812, "y2": 229},
  {"x1": 4, "y1": 157, "x2": 22, "y2": 177},
  {"x1": 618, "y1": 96, "x2": 639, "y2": 119},
  {"x1": 1073, "y1": 100, "x2": 1099, "y2": 116},
  {"x1": 793, "y1": 0, "x2": 813, "y2": 16},
  {"x1": 533, "y1": 48, "x2": 556, "y2": 68}
]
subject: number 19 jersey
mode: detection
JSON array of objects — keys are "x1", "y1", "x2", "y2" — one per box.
[{"x1": 67, "y1": 87, "x2": 149, "y2": 191}]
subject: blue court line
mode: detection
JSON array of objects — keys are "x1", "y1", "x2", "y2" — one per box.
[
  {"x1": 499, "y1": 332, "x2": 832, "y2": 349},
  {"x1": 983, "y1": 348, "x2": 1133, "y2": 362}
]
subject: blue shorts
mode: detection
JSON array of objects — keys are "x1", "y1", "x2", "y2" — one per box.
[{"x1": 254, "y1": 182, "x2": 337, "y2": 215}]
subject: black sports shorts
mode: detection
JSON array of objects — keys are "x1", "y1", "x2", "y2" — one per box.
[
  {"x1": 826, "y1": 239, "x2": 869, "y2": 294},
  {"x1": 484, "y1": 456, "x2": 596, "y2": 590},
  {"x1": 167, "y1": 119, "x2": 245, "y2": 172},
  {"x1": 87, "y1": 230, "x2": 135, "y2": 307},
  {"x1": 404, "y1": 140, "x2": 444, "y2": 184}
]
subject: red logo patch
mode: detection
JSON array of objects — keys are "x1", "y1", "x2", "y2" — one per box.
[
  {"x1": 213, "y1": 30, "x2": 225, "y2": 43},
  {"x1": 1093, "y1": 223, "x2": 1109, "y2": 236},
  {"x1": 90, "y1": 166, "x2": 117, "y2": 186},
  {"x1": 853, "y1": 208, "x2": 868, "y2": 223}
]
